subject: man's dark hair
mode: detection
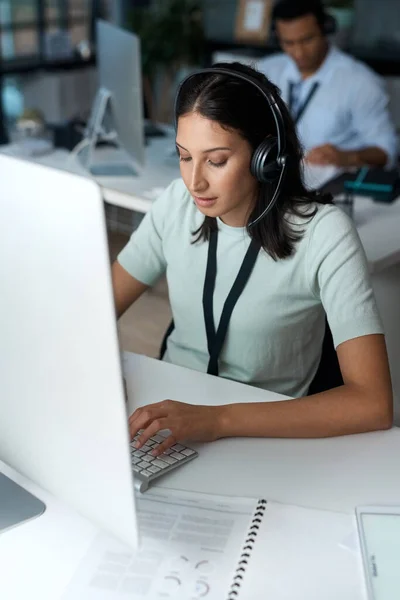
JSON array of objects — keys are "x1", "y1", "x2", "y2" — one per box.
[{"x1": 272, "y1": 0, "x2": 329, "y2": 30}]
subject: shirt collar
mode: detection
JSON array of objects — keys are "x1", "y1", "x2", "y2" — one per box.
[{"x1": 285, "y1": 44, "x2": 339, "y2": 85}]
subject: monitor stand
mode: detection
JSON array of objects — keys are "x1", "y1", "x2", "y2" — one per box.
[
  {"x1": 0, "y1": 473, "x2": 46, "y2": 534},
  {"x1": 89, "y1": 163, "x2": 138, "y2": 177},
  {"x1": 74, "y1": 88, "x2": 141, "y2": 178}
]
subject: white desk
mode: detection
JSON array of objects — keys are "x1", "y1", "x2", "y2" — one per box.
[
  {"x1": 1, "y1": 353, "x2": 400, "y2": 599},
  {"x1": 0, "y1": 131, "x2": 181, "y2": 214},
  {"x1": 124, "y1": 353, "x2": 400, "y2": 514}
]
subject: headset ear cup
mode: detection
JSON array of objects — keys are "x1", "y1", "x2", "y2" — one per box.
[{"x1": 251, "y1": 138, "x2": 281, "y2": 183}]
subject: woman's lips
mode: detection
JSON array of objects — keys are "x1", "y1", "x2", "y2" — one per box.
[{"x1": 194, "y1": 196, "x2": 218, "y2": 208}]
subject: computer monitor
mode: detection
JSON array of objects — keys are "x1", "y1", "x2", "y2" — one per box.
[
  {"x1": 0, "y1": 154, "x2": 138, "y2": 549},
  {"x1": 75, "y1": 19, "x2": 145, "y2": 177}
]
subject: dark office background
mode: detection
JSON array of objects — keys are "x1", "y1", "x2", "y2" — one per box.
[{"x1": 1, "y1": 0, "x2": 400, "y2": 143}]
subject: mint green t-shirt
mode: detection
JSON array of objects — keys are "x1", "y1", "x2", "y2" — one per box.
[{"x1": 118, "y1": 178, "x2": 383, "y2": 398}]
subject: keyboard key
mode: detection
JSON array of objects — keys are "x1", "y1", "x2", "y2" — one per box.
[
  {"x1": 170, "y1": 452, "x2": 185, "y2": 461},
  {"x1": 152, "y1": 459, "x2": 169, "y2": 469},
  {"x1": 160, "y1": 455, "x2": 177, "y2": 465},
  {"x1": 147, "y1": 465, "x2": 161, "y2": 474},
  {"x1": 132, "y1": 457, "x2": 141, "y2": 465},
  {"x1": 132, "y1": 465, "x2": 141, "y2": 473},
  {"x1": 151, "y1": 435, "x2": 166, "y2": 443},
  {"x1": 133, "y1": 450, "x2": 144, "y2": 458},
  {"x1": 181, "y1": 448, "x2": 196, "y2": 457},
  {"x1": 138, "y1": 461, "x2": 149, "y2": 469},
  {"x1": 140, "y1": 445, "x2": 152, "y2": 454},
  {"x1": 140, "y1": 470, "x2": 152, "y2": 478},
  {"x1": 172, "y1": 444, "x2": 185, "y2": 452},
  {"x1": 163, "y1": 449, "x2": 173, "y2": 455},
  {"x1": 142, "y1": 455, "x2": 153, "y2": 463}
]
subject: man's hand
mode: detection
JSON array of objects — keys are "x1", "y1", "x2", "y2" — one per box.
[
  {"x1": 305, "y1": 144, "x2": 353, "y2": 167},
  {"x1": 306, "y1": 144, "x2": 388, "y2": 168},
  {"x1": 128, "y1": 400, "x2": 223, "y2": 455}
]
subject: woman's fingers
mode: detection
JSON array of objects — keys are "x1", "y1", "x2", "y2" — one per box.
[
  {"x1": 133, "y1": 417, "x2": 170, "y2": 449},
  {"x1": 129, "y1": 406, "x2": 165, "y2": 439},
  {"x1": 152, "y1": 435, "x2": 177, "y2": 456}
]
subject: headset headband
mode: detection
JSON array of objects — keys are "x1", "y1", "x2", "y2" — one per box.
[{"x1": 174, "y1": 67, "x2": 286, "y2": 158}]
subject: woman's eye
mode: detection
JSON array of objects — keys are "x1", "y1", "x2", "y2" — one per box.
[
  {"x1": 209, "y1": 160, "x2": 227, "y2": 168},
  {"x1": 179, "y1": 156, "x2": 191, "y2": 162}
]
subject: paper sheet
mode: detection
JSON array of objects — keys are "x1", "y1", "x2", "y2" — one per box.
[
  {"x1": 302, "y1": 162, "x2": 344, "y2": 190},
  {"x1": 63, "y1": 488, "x2": 257, "y2": 599}
]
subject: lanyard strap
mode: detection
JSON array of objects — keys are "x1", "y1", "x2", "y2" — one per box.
[
  {"x1": 203, "y1": 230, "x2": 261, "y2": 377},
  {"x1": 288, "y1": 81, "x2": 320, "y2": 125}
]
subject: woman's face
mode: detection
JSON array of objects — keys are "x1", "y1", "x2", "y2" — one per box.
[{"x1": 176, "y1": 112, "x2": 258, "y2": 227}]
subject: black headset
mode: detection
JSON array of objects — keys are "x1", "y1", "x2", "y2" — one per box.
[
  {"x1": 270, "y1": 0, "x2": 337, "y2": 37},
  {"x1": 174, "y1": 67, "x2": 289, "y2": 227}
]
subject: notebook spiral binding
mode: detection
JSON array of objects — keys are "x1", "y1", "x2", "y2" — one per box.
[{"x1": 227, "y1": 499, "x2": 267, "y2": 599}]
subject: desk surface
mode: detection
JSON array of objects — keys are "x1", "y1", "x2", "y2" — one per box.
[
  {"x1": 124, "y1": 353, "x2": 400, "y2": 514},
  {"x1": 1, "y1": 353, "x2": 400, "y2": 599},
  {"x1": 0, "y1": 131, "x2": 180, "y2": 214},
  {"x1": 2, "y1": 136, "x2": 400, "y2": 274}
]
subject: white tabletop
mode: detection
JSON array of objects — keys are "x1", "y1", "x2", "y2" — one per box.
[
  {"x1": 0, "y1": 131, "x2": 180, "y2": 214},
  {"x1": 1, "y1": 353, "x2": 399, "y2": 599},
  {"x1": 124, "y1": 353, "x2": 400, "y2": 514}
]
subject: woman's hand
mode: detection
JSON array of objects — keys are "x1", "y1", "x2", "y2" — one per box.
[{"x1": 128, "y1": 400, "x2": 223, "y2": 455}]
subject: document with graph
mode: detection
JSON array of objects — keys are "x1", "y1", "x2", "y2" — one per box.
[
  {"x1": 64, "y1": 487, "x2": 356, "y2": 600},
  {"x1": 63, "y1": 487, "x2": 264, "y2": 599}
]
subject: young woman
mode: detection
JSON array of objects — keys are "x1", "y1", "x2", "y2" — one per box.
[{"x1": 112, "y1": 62, "x2": 392, "y2": 455}]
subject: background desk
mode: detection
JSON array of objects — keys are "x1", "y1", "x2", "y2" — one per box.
[
  {"x1": 1, "y1": 353, "x2": 400, "y2": 600},
  {"x1": 2, "y1": 137, "x2": 400, "y2": 419},
  {"x1": 0, "y1": 132, "x2": 179, "y2": 213}
]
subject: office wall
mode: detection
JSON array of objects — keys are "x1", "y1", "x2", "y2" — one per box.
[
  {"x1": 353, "y1": 0, "x2": 400, "y2": 49},
  {"x1": 203, "y1": 0, "x2": 238, "y2": 42}
]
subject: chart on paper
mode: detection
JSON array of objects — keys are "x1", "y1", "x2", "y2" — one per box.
[{"x1": 63, "y1": 488, "x2": 258, "y2": 599}]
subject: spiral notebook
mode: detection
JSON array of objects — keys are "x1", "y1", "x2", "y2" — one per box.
[{"x1": 64, "y1": 488, "x2": 357, "y2": 600}]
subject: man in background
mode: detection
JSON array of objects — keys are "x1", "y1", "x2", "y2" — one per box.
[{"x1": 258, "y1": 0, "x2": 398, "y2": 168}]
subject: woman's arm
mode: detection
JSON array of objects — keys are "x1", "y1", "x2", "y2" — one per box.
[
  {"x1": 112, "y1": 261, "x2": 149, "y2": 318},
  {"x1": 129, "y1": 333, "x2": 393, "y2": 454},
  {"x1": 217, "y1": 333, "x2": 393, "y2": 439}
]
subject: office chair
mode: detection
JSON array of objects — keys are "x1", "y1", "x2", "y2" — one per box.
[
  {"x1": 159, "y1": 317, "x2": 343, "y2": 395},
  {"x1": 308, "y1": 318, "x2": 343, "y2": 394}
]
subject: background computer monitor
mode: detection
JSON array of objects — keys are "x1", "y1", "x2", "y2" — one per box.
[
  {"x1": 0, "y1": 154, "x2": 139, "y2": 548},
  {"x1": 76, "y1": 19, "x2": 145, "y2": 177}
]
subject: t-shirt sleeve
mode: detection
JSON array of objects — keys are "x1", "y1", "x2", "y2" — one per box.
[
  {"x1": 117, "y1": 179, "x2": 182, "y2": 286},
  {"x1": 306, "y1": 205, "x2": 384, "y2": 347}
]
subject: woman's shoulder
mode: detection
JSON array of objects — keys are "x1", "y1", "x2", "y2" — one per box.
[
  {"x1": 156, "y1": 177, "x2": 190, "y2": 204},
  {"x1": 301, "y1": 202, "x2": 362, "y2": 262},
  {"x1": 290, "y1": 201, "x2": 355, "y2": 234},
  {"x1": 150, "y1": 178, "x2": 202, "y2": 240},
  {"x1": 287, "y1": 201, "x2": 359, "y2": 256},
  {"x1": 153, "y1": 178, "x2": 195, "y2": 218},
  {"x1": 309, "y1": 202, "x2": 356, "y2": 237}
]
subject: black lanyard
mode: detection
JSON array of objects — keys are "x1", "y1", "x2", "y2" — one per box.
[
  {"x1": 159, "y1": 230, "x2": 261, "y2": 374},
  {"x1": 288, "y1": 81, "x2": 320, "y2": 124},
  {"x1": 203, "y1": 230, "x2": 261, "y2": 376}
]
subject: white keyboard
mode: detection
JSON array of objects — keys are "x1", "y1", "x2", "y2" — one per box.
[{"x1": 130, "y1": 430, "x2": 198, "y2": 492}]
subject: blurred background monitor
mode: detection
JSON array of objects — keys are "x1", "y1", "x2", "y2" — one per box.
[{"x1": 76, "y1": 19, "x2": 145, "y2": 177}]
